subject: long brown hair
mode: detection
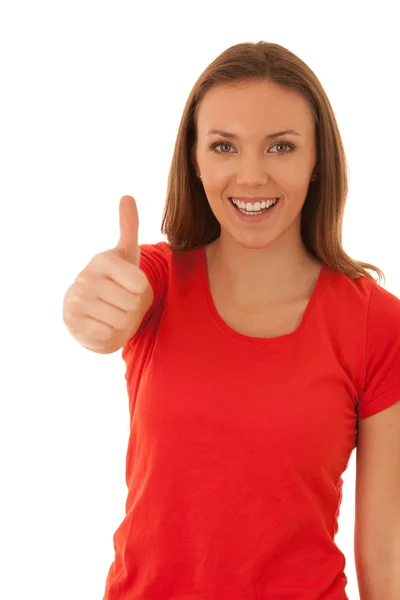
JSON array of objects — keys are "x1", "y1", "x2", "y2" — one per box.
[{"x1": 161, "y1": 41, "x2": 385, "y2": 285}]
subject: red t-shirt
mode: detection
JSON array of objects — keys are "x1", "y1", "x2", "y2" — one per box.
[{"x1": 103, "y1": 241, "x2": 400, "y2": 600}]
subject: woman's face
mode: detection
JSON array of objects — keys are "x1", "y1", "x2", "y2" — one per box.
[{"x1": 193, "y1": 79, "x2": 317, "y2": 250}]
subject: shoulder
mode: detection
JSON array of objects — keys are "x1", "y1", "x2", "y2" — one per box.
[
  {"x1": 139, "y1": 241, "x2": 203, "y2": 275},
  {"x1": 136, "y1": 241, "x2": 171, "y2": 304},
  {"x1": 138, "y1": 240, "x2": 171, "y2": 273},
  {"x1": 368, "y1": 279, "x2": 400, "y2": 321},
  {"x1": 359, "y1": 279, "x2": 400, "y2": 419},
  {"x1": 139, "y1": 240, "x2": 172, "y2": 260},
  {"x1": 137, "y1": 241, "x2": 203, "y2": 293}
]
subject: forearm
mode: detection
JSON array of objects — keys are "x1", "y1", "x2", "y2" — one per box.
[{"x1": 356, "y1": 557, "x2": 400, "y2": 600}]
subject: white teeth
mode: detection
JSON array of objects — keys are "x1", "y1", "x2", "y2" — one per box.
[{"x1": 231, "y1": 198, "x2": 278, "y2": 212}]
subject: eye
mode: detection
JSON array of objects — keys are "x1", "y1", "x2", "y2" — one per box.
[
  {"x1": 210, "y1": 140, "x2": 234, "y2": 153},
  {"x1": 270, "y1": 142, "x2": 296, "y2": 153},
  {"x1": 210, "y1": 140, "x2": 296, "y2": 154}
]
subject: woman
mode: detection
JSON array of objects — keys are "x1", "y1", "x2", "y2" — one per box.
[{"x1": 65, "y1": 41, "x2": 400, "y2": 599}]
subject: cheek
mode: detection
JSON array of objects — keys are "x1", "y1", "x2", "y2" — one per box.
[
  {"x1": 269, "y1": 168, "x2": 310, "y2": 194},
  {"x1": 202, "y1": 163, "x2": 231, "y2": 191}
]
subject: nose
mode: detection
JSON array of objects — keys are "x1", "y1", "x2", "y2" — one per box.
[{"x1": 234, "y1": 156, "x2": 270, "y2": 186}]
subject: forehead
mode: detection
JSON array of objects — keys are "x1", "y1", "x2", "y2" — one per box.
[{"x1": 196, "y1": 80, "x2": 314, "y2": 135}]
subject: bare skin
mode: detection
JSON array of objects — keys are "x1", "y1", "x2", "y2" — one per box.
[
  {"x1": 205, "y1": 245, "x2": 321, "y2": 338},
  {"x1": 193, "y1": 78, "x2": 322, "y2": 322}
]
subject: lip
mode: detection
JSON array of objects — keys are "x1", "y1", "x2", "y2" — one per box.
[
  {"x1": 229, "y1": 196, "x2": 280, "y2": 203},
  {"x1": 228, "y1": 195, "x2": 281, "y2": 222}
]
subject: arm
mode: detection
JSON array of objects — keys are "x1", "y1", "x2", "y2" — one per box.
[{"x1": 354, "y1": 400, "x2": 400, "y2": 599}]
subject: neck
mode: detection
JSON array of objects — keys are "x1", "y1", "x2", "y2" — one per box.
[{"x1": 206, "y1": 234, "x2": 321, "y2": 311}]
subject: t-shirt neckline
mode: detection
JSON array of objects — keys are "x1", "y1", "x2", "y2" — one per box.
[{"x1": 199, "y1": 245, "x2": 329, "y2": 345}]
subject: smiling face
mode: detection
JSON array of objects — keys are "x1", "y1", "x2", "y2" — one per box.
[{"x1": 193, "y1": 79, "x2": 317, "y2": 251}]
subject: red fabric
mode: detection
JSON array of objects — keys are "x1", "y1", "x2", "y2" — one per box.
[{"x1": 103, "y1": 242, "x2": 400, "y2": 600}]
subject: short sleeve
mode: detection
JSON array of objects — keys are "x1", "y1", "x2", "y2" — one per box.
[
  {"x1": 121, "y1": 241, "x2": 170, "y2": 357},
  {"x1": 359, "y1": 281, "x2": 400, "y2": 419}
]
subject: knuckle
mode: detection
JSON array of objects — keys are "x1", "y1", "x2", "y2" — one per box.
[
  {"x1": 89, "y1": 252, "x2": 110, "y2": 276},
  {"x1": 129, "y1": 293, "x2": 141, "y2": 311},
  {"x1": 65, "y1": 292, "x2": 82, "y2": 314},
  {"x1": 115, "y1": 312, "x2": 128, "y2": 329}
]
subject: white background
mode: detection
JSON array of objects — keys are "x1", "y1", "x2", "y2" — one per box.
[{"x1": 1, "y1": 1, "x2": 399, "y2": 599}]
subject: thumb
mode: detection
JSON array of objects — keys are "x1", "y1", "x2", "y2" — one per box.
[{"x1": 115, "y1": 195, "x2": 140, "y2": 265}]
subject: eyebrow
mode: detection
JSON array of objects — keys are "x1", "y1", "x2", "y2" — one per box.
[{"x1": 206, "y1": 128, "x2": 302, "y2": 140}]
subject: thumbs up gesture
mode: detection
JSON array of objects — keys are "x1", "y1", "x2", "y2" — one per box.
[{"x1": 63, "y1": 196, "x2": 153, "y2": 351}]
